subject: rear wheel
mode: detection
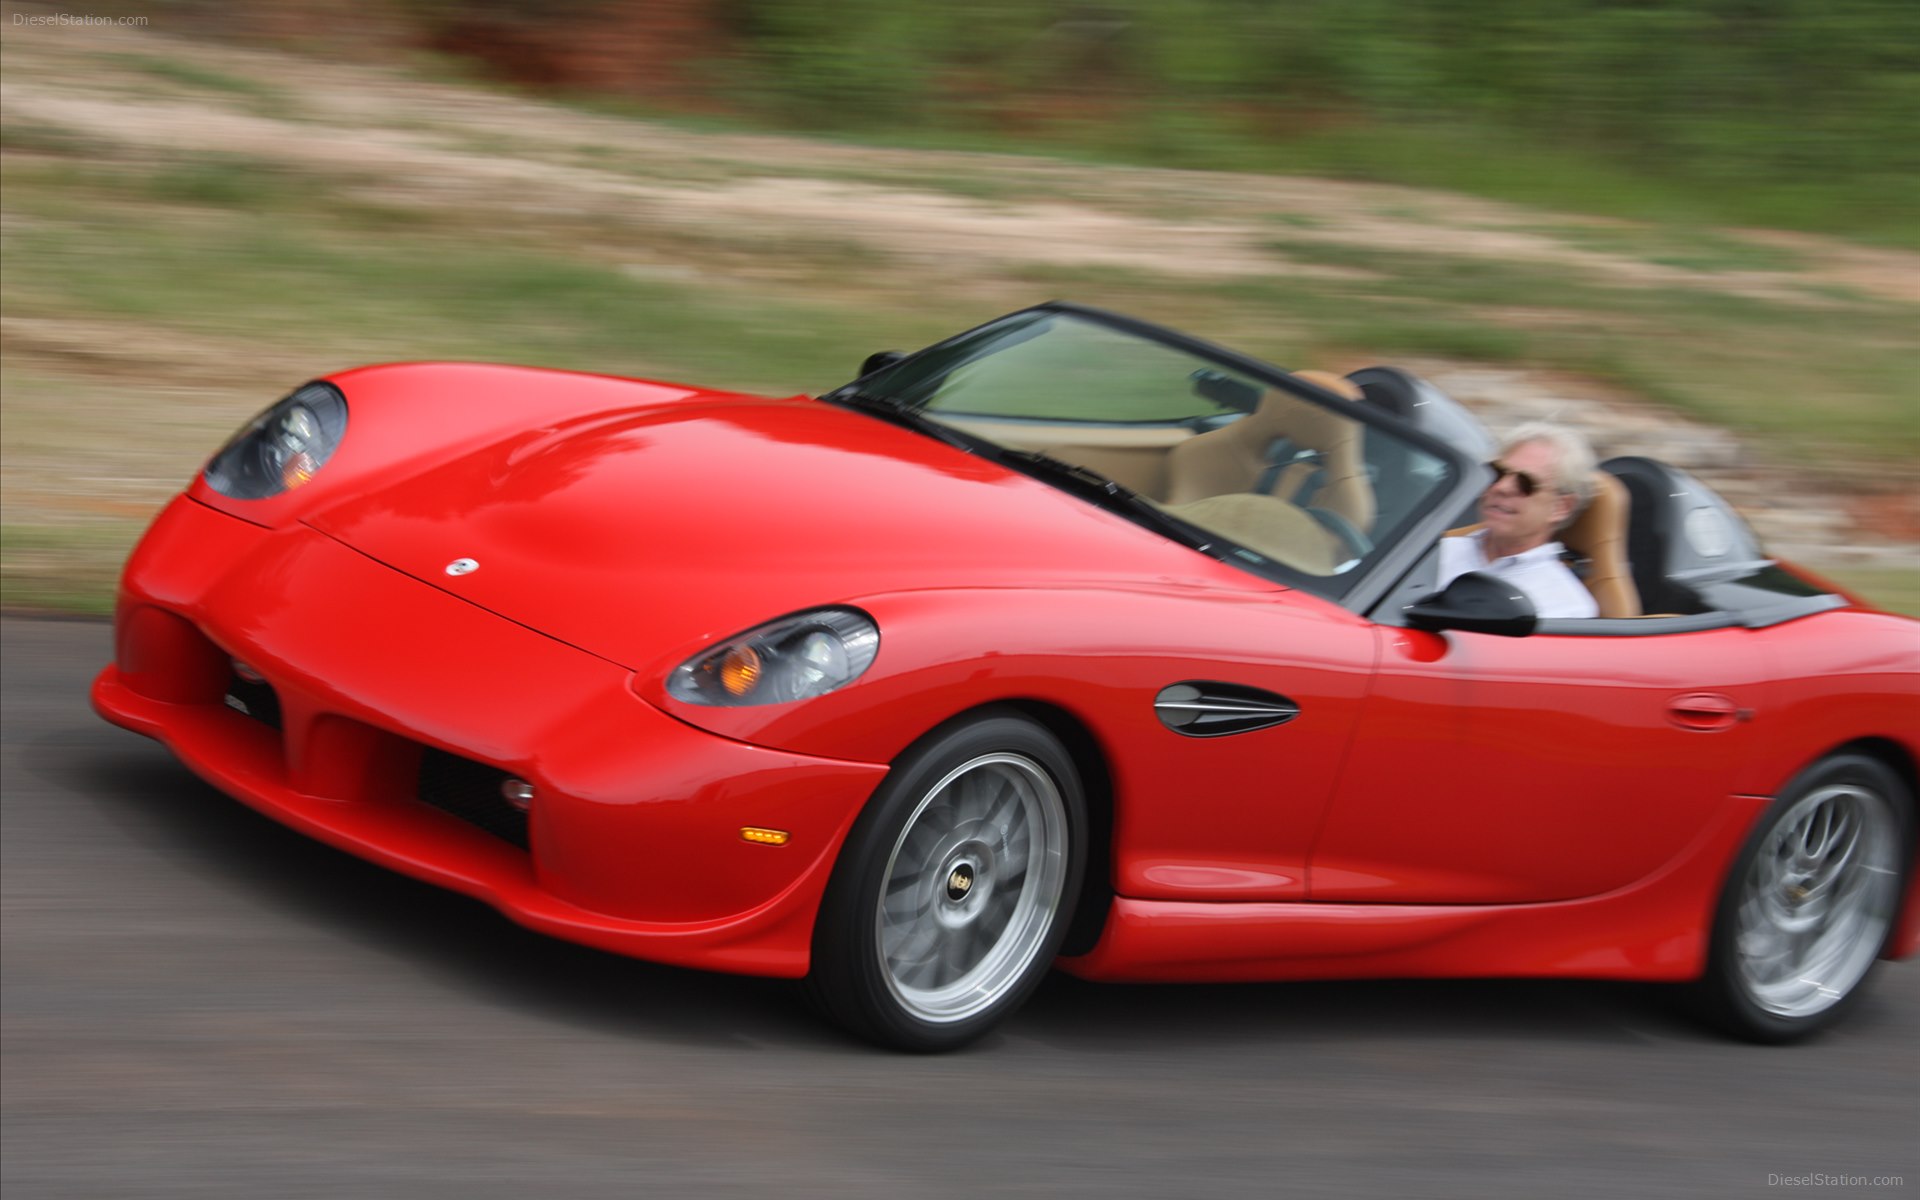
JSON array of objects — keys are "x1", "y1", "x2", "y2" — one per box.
[
  {"x1": 807, "y1": 712, "x2": 1085, "y2": 1051},
  {"x1": 1694, "y1": 753, "x2": 1911, "y2": 1042}
]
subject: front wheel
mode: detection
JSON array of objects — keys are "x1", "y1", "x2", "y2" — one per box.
[
  {"x1": 1693, "y1": 752, "x2": 1912, "y2": 1042},
  {"x1": 807, "y1": 712, "x2": 1086, "y2": 1051}
]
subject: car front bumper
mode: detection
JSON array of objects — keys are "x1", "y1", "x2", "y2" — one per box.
[{"x1": 93, "y1": 496, "x2": 889, "y2": 977}]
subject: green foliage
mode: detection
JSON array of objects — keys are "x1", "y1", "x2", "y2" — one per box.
[
  {"x1": 634, "y1": 0, "x2": 1920, "y2": 241},
  {"x1": 0, "y1": 118, "x2": 100, "y2": 157},
  {"x1": 1819, "y1": 567, "x2": 1920, "y2": 618},
  {"x1": 144, "y1": 155, "x2": 303, "y2": 208}
]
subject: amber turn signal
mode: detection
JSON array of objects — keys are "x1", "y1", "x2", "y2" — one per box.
[
  {"x1": 281, "y1": 450, "x2": 318, "y2": 490},
  {"x1": 740, "y1": 826, "x2": 790, "y2": 846},
  {"x1": 719, "y1": 644, "x2": 762, "y2": 696}
]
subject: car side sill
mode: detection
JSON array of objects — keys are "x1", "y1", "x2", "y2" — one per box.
[{"x1": 1058, "y1": 793, "x2": 1767, "y2": 984}]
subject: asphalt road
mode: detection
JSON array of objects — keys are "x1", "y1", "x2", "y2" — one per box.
[{"x1": 4, "y1": 616, "x2": 1915, "y2": 1199}]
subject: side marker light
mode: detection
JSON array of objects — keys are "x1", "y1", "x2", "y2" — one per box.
[{"x1": 740, "y1": 827, "x2": 790, "y2": 846}]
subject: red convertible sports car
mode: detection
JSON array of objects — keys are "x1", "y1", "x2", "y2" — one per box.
[{"x1": 94, "y1": 303, "x2": 1918, "y2": 1050}]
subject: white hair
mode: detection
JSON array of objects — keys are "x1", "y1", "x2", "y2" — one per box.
[{"x1": 1501, "y1": 421, "x2": 1595, "y2": 523}]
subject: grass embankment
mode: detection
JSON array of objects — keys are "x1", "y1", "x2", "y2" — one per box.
[
  {"x1": 2, "y1": 28, "x2": 1916, "y2": 614},
  {"x1": 0, "y1": 144, "x2": 973, "y2": 612}
]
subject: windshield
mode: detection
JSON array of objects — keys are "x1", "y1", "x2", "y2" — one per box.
[{"x1": 833, "y1": 308, "x2": 1460, "y2": 600}]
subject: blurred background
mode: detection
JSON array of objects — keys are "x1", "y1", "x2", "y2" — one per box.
[{"x1": 3, "y1": 0, "x2": 1917, "y2": 611}]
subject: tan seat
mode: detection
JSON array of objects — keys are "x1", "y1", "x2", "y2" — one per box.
[
  {"x1": 1446, "y1": 470, "x2": 1641, "y2": 618},
  {"x1": 1164, "y1": 492, "x2": 1349, "y2": 575},
  {"x1": 1164, "y1": 370, "x2": 1374, "y2": 535},
  {"x1": 1560, "y1": 470, "x2": 1639, "y2": 618}
]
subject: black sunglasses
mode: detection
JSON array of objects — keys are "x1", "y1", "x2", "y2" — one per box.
[{"x1": 1487, "y1": 461, "x2": 1548, "y2": 496}]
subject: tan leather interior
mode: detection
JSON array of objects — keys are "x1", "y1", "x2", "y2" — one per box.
[
  {"x1": 1560, "y1": 470, "x2": 1639, "y2": 618},
  {"x1": 1163, "y1": 371, "x2": 1374, "y2": 536},
  {"x1": 939, "y1": 417, "x2": 1186, "y2": 498},
  {"x1": 1160, "y1": 492, "x2": 1349, "y2": 575}
]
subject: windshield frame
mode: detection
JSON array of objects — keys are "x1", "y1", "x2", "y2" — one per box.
[{"x1": 822, "y1": 301, "x2": 1484, "y2": 615}]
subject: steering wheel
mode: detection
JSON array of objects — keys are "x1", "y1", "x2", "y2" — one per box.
[{"x1": 1304, "y1": 505, "x2": 1373, "y2": 563}]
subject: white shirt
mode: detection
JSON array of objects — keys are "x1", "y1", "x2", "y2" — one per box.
[{"x1": 1435, "y1": 529, "x2": 1598, "y2": 620}]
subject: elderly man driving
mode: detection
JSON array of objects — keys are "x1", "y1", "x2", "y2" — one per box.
[{"x1": 1436, "y1": 422, "x2": 1599, "y2": 620}]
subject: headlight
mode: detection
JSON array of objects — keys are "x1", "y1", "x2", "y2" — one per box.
[
  {"x1": 668, "y1": 609, "x2": 880, "y2": 707},
  {"x1": 204, "y1": 382, "x2": 348, "y2": 499}
]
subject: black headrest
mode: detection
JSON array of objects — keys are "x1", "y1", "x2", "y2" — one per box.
[
  {"x1": 1602, "y1": 456, "x2": 1770, "y2": 615},
  {"x1": 1345, "y1": 367, "x2": 1495, "y2": 459}
]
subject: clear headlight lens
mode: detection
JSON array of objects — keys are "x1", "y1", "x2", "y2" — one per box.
[
  {"x1": 669, "y1": 609, "x2": 880, "y2": 706},
  {"x1": 204, "y1": 382, "x2": 348, "y2": 499}
]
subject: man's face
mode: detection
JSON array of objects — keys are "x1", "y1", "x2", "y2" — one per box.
[{"x1": 1480, "y1": 439, "x2": 1574, "y2": 551}]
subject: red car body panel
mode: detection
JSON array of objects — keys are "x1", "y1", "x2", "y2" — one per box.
[
  {"x1": 1310, "y1": 625, "x2": 1777, "y2": 904},
  {"x1": 1733, "y1": 611, "x2": 1920, "y2": 798},
  {"x1": 96, "y1": 353, "x2": 1920, "y2": 990}
]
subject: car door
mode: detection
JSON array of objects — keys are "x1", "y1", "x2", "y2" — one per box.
[
  {"x1": 1307, "y1": 621, "x2": 1772, "y2": 904},
  {"x1": 1095, "y1": 585, "x2": 1384, "y2": 905}
]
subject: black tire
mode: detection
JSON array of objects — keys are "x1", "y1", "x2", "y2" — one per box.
[
  {"x1": 1692, "y1": 752, "x2": 1913, "y2": 1043},
  {"x1": 806, "y1": 711, "x2": 1086, "y2": 1052}
]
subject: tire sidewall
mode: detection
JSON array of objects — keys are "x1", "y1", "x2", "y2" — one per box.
[{"x1": 808, "y1": 710, "x2": 1087, "y2": 1051}]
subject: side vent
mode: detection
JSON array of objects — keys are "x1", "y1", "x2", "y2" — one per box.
[{"x1": 1155, "y1": 681, "x2": 1300, "y2": 737}]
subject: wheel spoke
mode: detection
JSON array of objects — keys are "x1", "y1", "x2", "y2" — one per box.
[
  {"x1": 902, "y1": 948, "x2": 946, "y2": 988},
  {"x1": 882, "y1": 882, "x2": 931, "y2": 923},
  {"x1": 899, "y1": 819, "x2": 942, "y2": 866},
  {"x1": 966, "y1": 918, "x2": 1000, "y2": 960},
  {"x1": 924, "y1": 793, "x2": 961, "y2": 832},
  {"x1": 977, "y1": 772, "x2": 1015, "y2": 824},
  {"x1": 1819, "y1": 812, "x2": 1861, "y2": 879},
  {"x1": 983, "y1": 774, "x2": 1020, "y2": 831},
  {"x1": 945, "y1": 927, "x2": 980, "y2": 978},
  {"x1": 1801, "y1": 802, "x2": 1829, "y2": 857},
  {"x1": 981, "y1": 887, "x2": 1018, "y2": 932},
  {"x1": 886, "y1": 871, "x2": 921, "y2": 895}
]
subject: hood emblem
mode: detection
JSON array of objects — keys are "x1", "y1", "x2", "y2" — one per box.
[{"x1": 445, "y1": 558, "x2": 480, "y2": 577}]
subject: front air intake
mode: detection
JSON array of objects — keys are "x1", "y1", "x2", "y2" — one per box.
[
  {"x1": 222, "y1": 669, "x2": 282, "y2": 729},
  {"x1": 416, "y1": 748, "x2": 530, "y2": 850}
]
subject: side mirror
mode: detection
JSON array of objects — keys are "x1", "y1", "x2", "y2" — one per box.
[
  {"x1": 859, "y1": 350, "x2": 906, "y2": 379},
  {"x1": 1405, "y1": 571, "x2": 1538, "y2": 637}
]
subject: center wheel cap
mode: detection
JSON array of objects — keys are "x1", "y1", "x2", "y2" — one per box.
[{"x1": 945, "y1": 863, "x2": 977, "y2": 902}]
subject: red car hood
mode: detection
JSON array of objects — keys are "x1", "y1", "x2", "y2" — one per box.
[{"x1": 306, "y1": 391, "x2": 1267, "y2": 668}]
